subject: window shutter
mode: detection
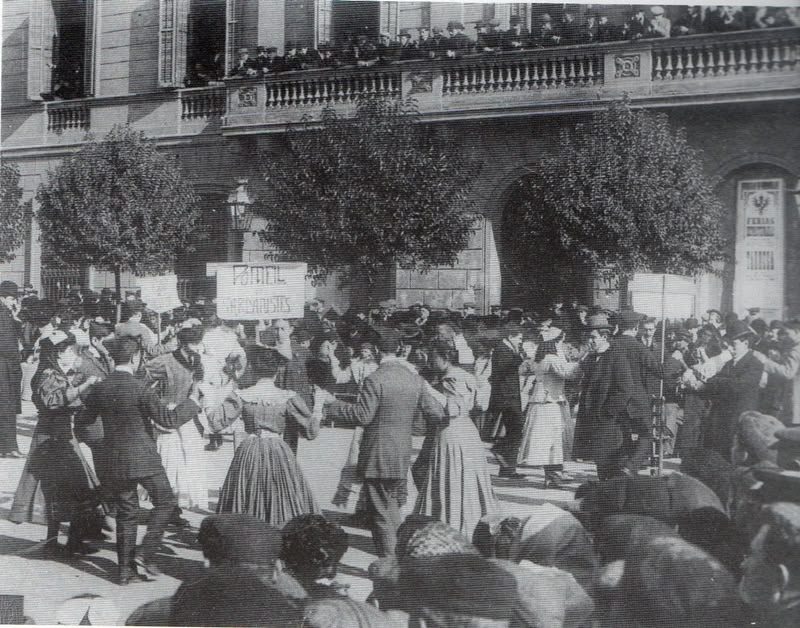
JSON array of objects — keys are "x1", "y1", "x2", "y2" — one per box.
[
  {"x1": 225, "y1": 0, "x2": 239, "y2": 77},
  {"x1": 27, "y1": 0, "x2": 55, "y2": 101},
  {"x1": 83, "y1": 0, "x2": 96, "y2": 96},
  {"x1": 158, "y1": 0, "x2": 189, "y2": 87}
]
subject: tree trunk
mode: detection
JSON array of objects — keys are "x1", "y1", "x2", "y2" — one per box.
[{"x1": 114, "y1": 266, "x2": 122, "y2": 323}]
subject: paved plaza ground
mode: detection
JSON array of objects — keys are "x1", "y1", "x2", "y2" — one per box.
[{"x1": 0, "y1": 401, "x2": 642, "y2": 625}]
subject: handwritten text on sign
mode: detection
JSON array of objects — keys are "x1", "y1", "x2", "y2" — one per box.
[{"x1": 215, "y1": 262, "x2": 306, "y2": 320}]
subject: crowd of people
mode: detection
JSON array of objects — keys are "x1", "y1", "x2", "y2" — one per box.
[
  {"x1": 1, "y1": 277, "x2": 799, "y2": 625},
  {"x1": 185, "y1": 5, "x2": 800, "y2": 86}
]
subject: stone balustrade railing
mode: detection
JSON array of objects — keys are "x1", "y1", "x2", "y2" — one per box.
[
  {"x1": 46, "y1": 100, "x2": 90, "y2": 132},
  {"x1": 20, "y1": 27, "x2": 797, "y2": 140},
  {"x1": 651, "y1": 28, "x2": 798, "y2": 81},
  {"x1": 441, "y1": 49, "x2": 604, "y2": 95},
  {"x1": 180, "y1": 85, "x2": 226, "y2": 119}
]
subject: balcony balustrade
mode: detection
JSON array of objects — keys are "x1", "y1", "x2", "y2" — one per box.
[
  {"x1": 223, "y1": 27, "x2": 799, "y2": 132},
  {"x1": 180, "y1": 85, "x2": 226, "y2": 119},
  {"x1": 651, "y1": 28, "x2": 798, "y2": 81},
  {"x1": 9, "y1": 26, "x2": 797, "y2": 145},
  {"x1": 45, "y1": 100, "x2": 90, "y2": 132}
]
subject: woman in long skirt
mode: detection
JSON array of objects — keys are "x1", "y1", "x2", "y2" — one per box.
[
  {"x1": 413, "y1": 339, "x2": 499, "y2": 539},
  {"x1": 209, "y1": 346, "x2": 323, "y2": 527},
  {"x1": 9, "y1": 331, "x2": 101, "y2": 555},
  {"x1": 518, "y1": 327, "x2": 582, "y2": 488},
  {"x1": 146, "y1": 325, "x2": 208, "y2": 512}
]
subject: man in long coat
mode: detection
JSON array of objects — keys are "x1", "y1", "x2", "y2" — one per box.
[
  {"x1": 701, "y1": 321, "x2": 764, "y2": 459},
  {"x1": 0, "y1": 281, "x2": 23, "y2": 458},
  {"x1": 613, "y1": 311, "x2": 663, "y2": 470},
  {"x1": 574, "y1": 318, "x2": 639, "y2": 480},
  {"x1": 488, "y1": 323, "x2": 525, "y2": 478},
  {"x1": 326, "y1": 329, "x2": 445, "y2": 557}
]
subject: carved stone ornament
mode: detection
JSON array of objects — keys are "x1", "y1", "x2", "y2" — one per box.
[
  {"x1": 238, "y1": 86, "x2": 257, "y2": 108},
  {"x1": 408, "y1": 71, "x2": 434, "y2": 95},
  {"x1": 615, "y1": 54, "x2": 641, "y2": 79}
]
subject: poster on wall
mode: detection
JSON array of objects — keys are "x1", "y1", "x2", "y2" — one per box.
[
  {"x1": 214, "y1": 262, "x2": 307, "y2": 320},
  {"x1": 735, "y1": 179, "x2": 784, "y2": 320}
]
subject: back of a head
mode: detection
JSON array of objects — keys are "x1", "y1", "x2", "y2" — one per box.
[
  {"x1": 105, "y1": 336, "x2": 139, "y2": 366},
  {"x1": 594, "y1": 514, "x2": 677, "y2": 563},
  {"x1": 616, "y1": 536, "x2": 742, "y2": 627},
  {"x1": 170, "y1": 566, "x2": 302, "y2": 627},
  {"x1": 280, "y1": 514, "x2": 348, "y2": 581},
  {"x1": 198, "y1": 513, "x2": 282, "y2": 569}
]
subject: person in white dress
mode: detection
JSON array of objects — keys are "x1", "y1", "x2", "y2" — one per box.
[{"x1": 518, "y1": 327, "x2": 582, "y2": 489}]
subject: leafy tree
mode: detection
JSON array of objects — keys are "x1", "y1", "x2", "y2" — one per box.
[
  {"x1": 0, "y1": 162, "x2": 29, "y2": 263},
  {"x1": 255, "y1": 97, "x2": 481, "y2": 291},
  {"x1": 36, "y1": 125, "x2": 201, "y2": 304},
  {"x1": 513, "y1": 99, "x2": 727, "y2": 301}
]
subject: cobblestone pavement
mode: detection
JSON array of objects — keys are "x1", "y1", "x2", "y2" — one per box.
[{"x1": 0, "y1": 401, "x2": 612, "y2": 624}]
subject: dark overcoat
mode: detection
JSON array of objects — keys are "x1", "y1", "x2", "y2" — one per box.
[
  {"x1": 80, "y1": 371, "x2": 199, "y2": 482},
  {"x1": 573, "y1": 344, "x2": 637, "y2": 462}
]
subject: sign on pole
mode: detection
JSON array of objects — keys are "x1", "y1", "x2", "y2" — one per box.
[
  {"x1": 137, "y1": 274, "x2": 183, "y2": 314},
  {"x1": 628, "y1": 273, "x2": 696, "y2": 320},
  {"x1": 215, "y1": 262, "x2": 307, "y2": 320}
]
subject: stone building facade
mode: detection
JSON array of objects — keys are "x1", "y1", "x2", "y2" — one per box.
[{"x1": 2, "y1": 1, "x2": 799, "y2": 318}]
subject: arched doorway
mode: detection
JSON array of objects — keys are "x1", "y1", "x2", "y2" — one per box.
[{"x1": 500, "y1": 176, "x2": 593, "y2": 311}]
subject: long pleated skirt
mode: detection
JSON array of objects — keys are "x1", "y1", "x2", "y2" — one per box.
[
  {"x1": 518, "y1": 402, "x2": 569, "y2": 467},
  {"x1": 216, "y1": 432, "x2": 319, "y2": 527},
  {"x1": 413, "y1": 416, "x2": 499, "y2": 540}
]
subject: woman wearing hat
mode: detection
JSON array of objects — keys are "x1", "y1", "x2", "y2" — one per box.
[
  {"x1": 209, "y1": 346, "x2": 327, "y2": 526},
  {"x1": 518, "y1": 328, "x2": 582, "y2": 488},
  {"x1": 9, "y1": 331, "x2": 102, "y2": 556}
]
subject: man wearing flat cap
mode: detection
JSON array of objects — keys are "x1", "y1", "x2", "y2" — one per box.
[
  {"x1": 326, "y1": 328, "x2": 446, "y2": 557},
  {"x1": 0, "y1": 280, "x2": 23, "y2": 457},
  {"x1": 700, "y1": 320, "x2": 764, "y2": 459}
]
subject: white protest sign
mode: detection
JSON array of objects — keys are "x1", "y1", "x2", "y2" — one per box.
[
  {"x1": 215, "y1": 262, "x2": 307, "y2": 320},
  {"x1": 628, "y1": 273, "x2": 696, "y2": 320},
  {"x1": 137, "y1": 274, "x2": 183, "y2": 313}
]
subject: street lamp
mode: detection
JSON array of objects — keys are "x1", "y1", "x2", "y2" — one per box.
[{"x1": 227, "y1": 179, "x2": 253, "y2": 233}]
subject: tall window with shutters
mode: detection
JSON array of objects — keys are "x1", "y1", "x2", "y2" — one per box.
[
  {"x1": 158, "y1": 0, "x2": 190, "y2": 87},
  {"x1": 27, "y1": 0, "x2": 96, "y2": 101},
  {"x1": 225, "y1": 0, "x2": 246, "y2": 77},
  {"x1": 27, "y1": 0, "x2": 56, "y2": 101}
]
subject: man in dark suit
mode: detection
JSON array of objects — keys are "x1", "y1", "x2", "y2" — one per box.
[
  {"x1": 700, "y1": 321, "x2": 764, "y2": 460},
  {"x1": 80, "y1": 337, "x2": 201, "y2": 584},
  {"x1": 488, "y1": 322, "x2": 525, "y2": 478},
  {"x1": 326, "y1": 329, "x2": 445, "y2": 557},
  {"x1": 573, "y1": 316, "x2": 639, "y2": 480},
  {"x1": 614, "y1": 311, "x2": 663, "y2": 471},
  {"x1": 0, "y1": 281, "x2": 23, "y2": 458}
]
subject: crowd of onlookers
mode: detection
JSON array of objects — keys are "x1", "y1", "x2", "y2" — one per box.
[
  {"x1": 185, "y1": 5, "x2": 800, "y2": 86},
  {"x1": 3, "y1": 279, "x2": 800, "y2": 625}
]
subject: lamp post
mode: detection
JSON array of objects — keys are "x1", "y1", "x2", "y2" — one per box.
[{"x1": 226, "y1": 179, "x2": 253, "y2": 261}]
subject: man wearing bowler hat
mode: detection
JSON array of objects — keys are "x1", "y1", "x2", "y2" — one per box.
[
  {"x1": 573, "y1": 314, "x2": 641, "y2": 479},
  {"x1": 699, "y1": 320, "x2": 764, "y2": 459},
  {"x1": 0, "y1": 281, "x2": 23, "y2": 458}
]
